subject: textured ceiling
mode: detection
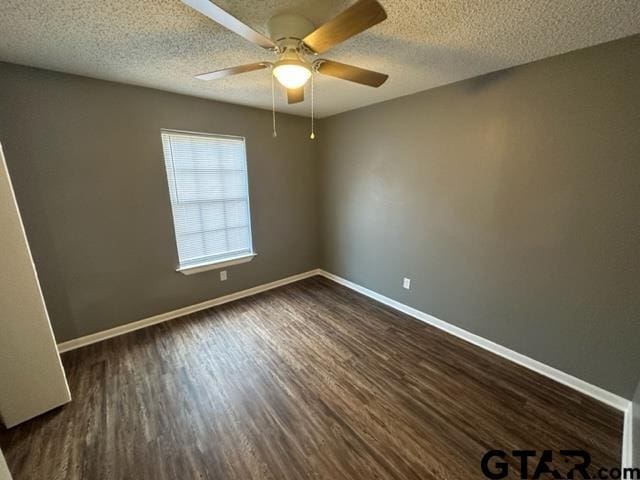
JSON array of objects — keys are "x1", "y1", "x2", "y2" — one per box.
[{"x1": 1, "y1": 0, "x2": 639, "y2": 118}]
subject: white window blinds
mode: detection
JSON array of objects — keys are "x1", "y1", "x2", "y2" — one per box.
[{"x1": 161, "y1": 130, "x2": 253, "y2": 269}]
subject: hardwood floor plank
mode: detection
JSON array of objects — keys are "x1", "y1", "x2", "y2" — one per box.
[{"x1": 0, "y1": 276, "x2": 623, "y2": 479}]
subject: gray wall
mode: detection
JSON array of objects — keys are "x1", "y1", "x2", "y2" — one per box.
[
  {"x1": 318, "y1": 35, "x2": 640, "y2": 399},
  {"x1": 0, "y1": 62, "x2": 320, "y2": 342}
]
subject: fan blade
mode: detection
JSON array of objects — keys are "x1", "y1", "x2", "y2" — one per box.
[
  {"x1": 303, "y1": 0, "x2": 386, "y2": 54},
  {"x1": 316, "y1": 60, "x2": 388, "y2": 87},
  {"x1": 287, "y1": 87, "x2": 304, "y2": 104},
  {"x1": 182, "y1": 0, "x2": 275, "y2": 49},
  {"x1": 195, "y1": 62, "x2": 270, "y2": 81}
]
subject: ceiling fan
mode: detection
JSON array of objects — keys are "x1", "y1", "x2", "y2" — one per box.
[{"x1": 182, "y1": 0, "x2": 389, "y2": 105}]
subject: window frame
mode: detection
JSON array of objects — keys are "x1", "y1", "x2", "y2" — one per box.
[{"x1": 161, "y1": 128, "x2": 256, "y2": 275}]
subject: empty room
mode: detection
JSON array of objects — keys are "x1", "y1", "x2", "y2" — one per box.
[{"x1": 0, "y1": 1, "x2": 639, "y2": 479}]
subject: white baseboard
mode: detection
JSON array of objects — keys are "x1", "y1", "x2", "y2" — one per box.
[
  {"x1": 622, "y1": 402, "x2": 634, "y2": 470},
  {"x1": 318, "y1": 269, "x2": 631, "y2": 412},
  {"x1": 57, "y1": 268, "x2": 321, "y2": 353}
]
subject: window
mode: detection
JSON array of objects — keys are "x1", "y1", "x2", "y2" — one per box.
[{"x1": 161, "y1": 130, "x2": 255, "y2": 274}]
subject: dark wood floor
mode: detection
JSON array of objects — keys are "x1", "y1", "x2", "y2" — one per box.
[{"x1": 1, "y1": 276, "x2": 622, "y2": 479}]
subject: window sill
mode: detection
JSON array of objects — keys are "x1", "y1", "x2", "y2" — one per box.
[{"x1": 177, "y1": 253, "x2": 257, "y2": 276}]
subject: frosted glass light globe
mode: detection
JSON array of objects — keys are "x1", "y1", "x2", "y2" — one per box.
[{"x1": 273, "y1": 62, "x2": 311, "y2": 89}]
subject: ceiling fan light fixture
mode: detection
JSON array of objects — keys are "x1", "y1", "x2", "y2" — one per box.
[{"x1": 273, "y1": 60, "x2": 312, "y2": 89}]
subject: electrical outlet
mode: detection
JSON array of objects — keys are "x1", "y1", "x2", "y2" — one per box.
[
  {"x1": 403, "y1": 277, "x2": 411, "y2": 290},
  {"x1": 220, "y1": 270, "x2": 227, "y2": 281}
]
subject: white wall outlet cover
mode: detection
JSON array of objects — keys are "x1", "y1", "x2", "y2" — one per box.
[
  {"x1": 403, "y1": 278, "x2": 411, "y2": 290},
  {"x1": 220, "y1": 270, "x2": 227, "y2": 281}
]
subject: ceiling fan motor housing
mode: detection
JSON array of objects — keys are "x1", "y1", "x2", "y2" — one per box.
[{"x1": 267, "y1": 13, "x2": 315, "y2": 47}]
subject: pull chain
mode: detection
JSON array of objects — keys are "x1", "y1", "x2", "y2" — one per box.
[
  {"x1": 271, "y1": 72, "x2": 277, "y2": 138},
  {"x1": 310, "y1": 71, "x2": 315, "y2": 140}
]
